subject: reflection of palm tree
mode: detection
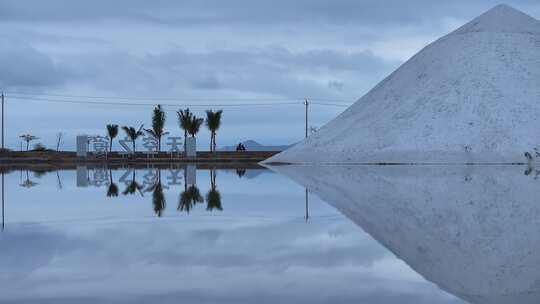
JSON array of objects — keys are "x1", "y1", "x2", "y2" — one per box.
[
  {"x1": 20, "y1": 170, "x2": 38, "y2": 188},
  {"x1": 206, "y1": 168, "x2": 222, "y2": 211},
  {"x1": 151, "y1": 182, "x2": 166, "y2": 217},
  {"x1": 122, "y1": 170, "x2": 143, "y2": 196},
  {"x1": 206, "y1": 188, "x2": 222, "y2": 211},
  {"x1": 147, "y1": 170, "x2": 166, "y2": 217},
  {"x1": 107, "y1": 169, "x2": 119, "y2": 197},
  {"x1": 178, "y1": 185, "x2": 203, "y2": 213}
]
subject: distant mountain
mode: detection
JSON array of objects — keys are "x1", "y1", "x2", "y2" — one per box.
[{"x1": 219, "y1": 140, "x2": 293, "y2": 152}]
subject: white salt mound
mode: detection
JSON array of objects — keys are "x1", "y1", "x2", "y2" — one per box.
[{"x1": 266, "y1": 4, "x2": 540, "y2": 164}]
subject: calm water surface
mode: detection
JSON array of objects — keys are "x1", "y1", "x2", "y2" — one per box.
[{"x1": 0, "y1": 165, "x2": 469, "y2": 303}]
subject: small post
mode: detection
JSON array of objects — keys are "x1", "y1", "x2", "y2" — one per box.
[{"x1": 304, "y1": 99, "x2": 309, "y2": 138}]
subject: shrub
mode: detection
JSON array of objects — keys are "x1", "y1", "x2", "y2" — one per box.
[{"x1": 33, "y1": 143, "x2": 47, "y2": 152}]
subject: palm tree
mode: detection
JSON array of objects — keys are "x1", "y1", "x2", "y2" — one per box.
[
  {"x1": 206, "y1": 168, "x2": 222, "y2": 211},
  {"x1": 144, "y1": 105, "x2": 167, "y2": 152},
  {"x1": 187, "y1": 115, "x2": 204, "y2": 138},
  {"x1": 106, "y1": 124, "x2": 119, "y2": 153},
  {"x1": 106, "y1": 168, "x2": 119, "y2": 197},
  {"x1": 122, "y1": 125, "x2": 144, "y2": 154},
  {"x1": 19, "y1": 134, "x2": 39, "y2": 151},
  {"x1": 177, "y1": 108, "x2": 192, "y2": 151},
  {"x1": 205, "y1": 110, "x2": 223, "y2": 152}
]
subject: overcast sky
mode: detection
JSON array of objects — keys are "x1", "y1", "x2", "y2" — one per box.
[{"x1": 1, "y1": 0, "x2": 540, "y2": 150}]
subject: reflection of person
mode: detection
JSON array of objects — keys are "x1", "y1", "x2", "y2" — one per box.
[{"x1": 236, "y1": 168, "x2": 246, "y2": 178}]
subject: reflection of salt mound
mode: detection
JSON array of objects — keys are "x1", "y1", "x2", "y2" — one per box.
[
  {"x1": 267, "y1": 5, "x2": 540, "y2": 164},
  {"x1": 272, "y1": 164, "x2": 540, "y2": 304}
]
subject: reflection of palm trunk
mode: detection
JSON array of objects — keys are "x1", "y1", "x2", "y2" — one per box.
[
  {"x1": 210, "y1": 168, "x2": 216, "y2": 190},
  {"x1": 109, "y1": 169, "x2": 113, "y2": 185},
  {"x1": 184, "y1": 166, "x2": 188, "y2": 191}
]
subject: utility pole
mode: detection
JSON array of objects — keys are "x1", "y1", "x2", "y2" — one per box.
[
  {"x1": 1, "y1": 92, "x2": 4, "y2": 150},
  {"x1": 304, "y1": 99, "x2": 309, "y2": 138},
  {"x1": 2, "y1": 172, "x2": 4, "y2": 231}
]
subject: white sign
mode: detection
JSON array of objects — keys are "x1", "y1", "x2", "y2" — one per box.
[
  {"x1": 119, "y1": 136, "x2": 133, "y2": 155},
  {"x1": 76, "y1": 135, "x2": 88, "y2": 157}
]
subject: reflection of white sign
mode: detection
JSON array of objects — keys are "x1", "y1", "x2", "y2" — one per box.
[
  {"x1": 143, "y1": 169, "x2": 158, "y2": 190},
  {"x1": 119, "y1": 168, "x2": 134, "y2": 185},
  {"x1": 167, "y1": 169, "x2": 183, "y2": 185},
  {"x1": 78, "y1": 168, "x2": 188, "y2": 188},
  {"x1": 76, "y1": 166, "x2": 88, "y2": 187},
  {"x1": 89, "y1": 167, "x2": 108, "y2": 186},
  {"x1": 186, "y1": 164, "x2": 196, "y2": 185}
]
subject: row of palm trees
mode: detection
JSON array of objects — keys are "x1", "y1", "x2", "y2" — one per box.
[{"x1": 105, "y1": 105, "x2": 223, "y2": 153}]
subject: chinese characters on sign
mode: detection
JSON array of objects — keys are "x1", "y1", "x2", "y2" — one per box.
[
  {"x1": 81, "y1": 135, "x2": 184, "y2": 157},
  {"x1": 88, "y1": 136, "x2": 109, "y2": 158}
]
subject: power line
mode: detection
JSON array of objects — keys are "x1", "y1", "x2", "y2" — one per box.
[
  {"x1": 7, "y1": 96, "x2": 304, "y2": 107},
  {"x1": 310, "y1": 102, "x2": 350, "y2": 107},
  {"x1": 7, "y1": 95, "x2": 353, "y2": 108},
  {"x1": 5, "y1": 91, "x2": 353, "y2": 103}
]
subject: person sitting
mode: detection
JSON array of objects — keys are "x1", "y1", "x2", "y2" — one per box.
[
  {"x1": 236, "y1": 143, "x2": 242, "y2": 152},
  {"x1": 240, "y1": 143, "x2": 247, "y2": 151}
]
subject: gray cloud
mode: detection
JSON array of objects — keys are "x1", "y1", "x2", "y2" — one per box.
[
  {"x1": 0, "y1": 41, "x2": 69, "y2": 88},
  {"x1": 0, "y1": 0, "x2": 537, "y2": 27},
  {"x1": 5, "y1": 46, "x2": 394, "y2": 100}
]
